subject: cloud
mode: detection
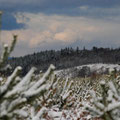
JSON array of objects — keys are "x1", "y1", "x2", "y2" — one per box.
[
  {"x1": 1, "y1": 5, "x2": 120, "y2": 31},
  {"x1": 1, "y1": 0, "x2": 120, "y2": 10},
  {"x1": 79, "y1": 6, "x2": 89, "y2": 11},
  {"x1": 0, "y1": 0, "x2": 120, "y2": 57},
  {"x1": 1, "y1": 0, "x2": 120, "y2": 31},
  {"x1": 0, "y1": 0, "x2": 120, "y2": 15},
  {"x1": 1, "y1": 13, "x2": 120, "y2": 56}
]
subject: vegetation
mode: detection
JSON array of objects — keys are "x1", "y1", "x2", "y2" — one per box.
[
  {"x1": 0, "y1": 37, "x2": 56, "y2": 120},
  {"x1": 7, "y1": 46, "x2": 120, "y2": 76},
  {"x1": 0, "y1": 39, "x2": 120, "y2": 120},
  {"x1": 0, "y1": 14, "x2": 120, "y2": 120}
]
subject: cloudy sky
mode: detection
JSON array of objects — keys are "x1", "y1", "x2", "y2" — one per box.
[{"x1": 0, "y1": 0, "x2": 120, "y2": 56}]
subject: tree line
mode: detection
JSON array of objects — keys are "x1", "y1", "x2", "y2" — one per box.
[{"x1": 7, "y1": 46, "x2": 120, "y2": 76}]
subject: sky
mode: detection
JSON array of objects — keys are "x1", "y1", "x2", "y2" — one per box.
[{"x1": 0, "y1": 0, "x2": 120, "y2": 56}]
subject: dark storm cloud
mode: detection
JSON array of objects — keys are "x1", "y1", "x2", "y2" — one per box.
[
  {"x1": 0, "y1": 0, "x2": 120, "y2": 30},
  {"x1": 0, "y1": 0, "x2": 120, "y2": 13}
]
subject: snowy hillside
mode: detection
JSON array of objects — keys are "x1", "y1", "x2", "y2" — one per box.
[
  {"x1": 56, "y1": 63, "x2": 120, "y2": 78},
  {"x1": 1, "y1": 40, "x2": 120, "y2": 120}
]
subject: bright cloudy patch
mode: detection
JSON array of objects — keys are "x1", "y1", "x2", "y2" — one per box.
[
  {"x1": 1, "y1": 12, "x2": 120, "y2": 56},
  {"x1": 0, "y1": 0, "x2": 120, "y2": 57},
  {"x1": 79, "y1": 6, "x2": 89, "y2": 11}
]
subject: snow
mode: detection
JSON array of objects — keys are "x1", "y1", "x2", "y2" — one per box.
[
  {"x1": 0, "y1": 66, "x2": 22, "y2": 96},
  {"x1": 32, "y1": 107, "x2": 47, "y2": 120},
  {"x1": 1, "y1": 43, "x2": 120, "y2": 120},
  {"x1": 0, "y1": 62, "x2": 57, "y2": 119},
  {"x1": 48, "y1": 110, "x2": 62, "y2": 119},
  {"x1": 100, "y1": 80, "x2": 105, "y2": 85},
  {"x1": 108, "y1": 81, "x2": 120, "y2": 100},
  {"x1": 29, "y1": 64, "x2": 55, "y2": 91},
  {"x1": 56, "y1": 63, "x2": 120, "y2": 78},
  {"x1": 0, "y1": 77, "x2": 3, "y2": 81},
  {"x1": 13, "y1": 109, "x2": 28, "y2": 118},
  {"x1": 24, "y1": 84, "x2": 48, "y2": 98},
  {"x1": 5, "y1": 67, "x2": 36, "y2": 98},
  {"x1": 107, "y1": 102, "x2": 120, "y2": 111},
  {"x1": 0, "y1": 11, "x2": 3, "y2": 14},
  {"x1": 4, "y1": 44, "x2": 8, "y2": 48}
]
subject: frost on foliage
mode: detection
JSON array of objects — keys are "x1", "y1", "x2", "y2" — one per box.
[
  {"x1": 0, "y1": 35, "x2": 17, "y2": 69},
  {"x1": 72, "y1": 78, "x2": 93, "y2": 102},
  {"x1": 59, "y1": 77, "x2": 73, "y2": 108},
  {"x1": 33, "y1": 76, "x2": 74, "y2": 111},
  {"x1": 30, "y1": 107, "x2": 47, "y2": 120},
  {"x1": 0, "y1": 64, "x2": 55, "y2": 120},
  {"x1": 0, "y1": 40, "x2": 57, "y2": 120},
  {"x1": 86, "y1": 79, "x2": 120, "y2": 120},
  {"x1": 1, "y1": 36, "x2": 120, "y2": 120}
]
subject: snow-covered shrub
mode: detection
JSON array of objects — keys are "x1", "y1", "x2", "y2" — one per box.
[
  {"x1": 0, "y1": 38, "x2": 56, "y2": 120},
  {"x1": 54, "y1": 77, "x2": 73, "y2": 109},
  {"x1": 0, "y1": 35, "x2": 17, "y2": 69},
  {"x1": 0, "y1": 38, "x2": 83, "y2": 120},
  {"x1": 1, "y1": 36, "x2": 120, "y2": 120},
  {"x1": 86, "y1": 78, "x2": 120, "y2": 120}
]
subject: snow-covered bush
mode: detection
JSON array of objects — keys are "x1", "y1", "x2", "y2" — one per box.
[
  {"x1": 1, "y1": 36, "x2": 120, "y2": 120},
  {"x1": 86, "y1": 77, "x2": 120, "y2": 120},
  {"x1": 0, "y1": 38, "x2": 82, "y2": 120},
  {"x1": 0, "y1": 38, "x2": 57, "y2": 120},
  {"x1": 0, "y1": 35, "x2": 17, "y2": 69}
]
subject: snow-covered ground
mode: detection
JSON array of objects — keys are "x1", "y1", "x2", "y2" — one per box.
[
  {"x1": 1, "y1": 63, "x2": 120, "y2": 120},
  {"x1": 56, "y1": 63, "x2": 120, "y2": 78}
]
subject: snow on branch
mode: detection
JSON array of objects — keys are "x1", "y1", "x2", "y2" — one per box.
[
  {"x1": 0, "y1": 64, "x2": 56, "y2": 120},
  {"x1": 0, "y1": 35, "x2": 17, "y2": 69},
  {"x1": 86, "y1": 80, "x2": 120, "y2": 120},
  {"x1": 0, "y1": 41, "x2": 56, "y2": 119}
]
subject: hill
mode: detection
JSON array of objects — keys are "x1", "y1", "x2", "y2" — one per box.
[
  {"x1": 7, "y1": 46, "x2": 120, "y2": 76},
  {"x1": 56, "y1": 63, "x2": 120, "y2": 78}
]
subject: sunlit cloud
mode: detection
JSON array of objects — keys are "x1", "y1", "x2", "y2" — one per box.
[{"x1": 1, "y1": 12, "x2": 120, "y2": 56}]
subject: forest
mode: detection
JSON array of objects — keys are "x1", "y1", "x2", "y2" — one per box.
[
  {"x1": 0, "y1": 1, "x2": 120, "y2": 119},
  {"x1": 7, "y1": 46, "x2": 120, "y2": 76},
  {"x1": 0, "y1": 38, "x2": 120, "y2": 120}
]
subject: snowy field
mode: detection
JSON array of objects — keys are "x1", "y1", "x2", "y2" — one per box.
[
  {"x1": 1, "y1": 63, "x2": 120, "y2": 120},
  {"x1": 56, "y1": 63, "x2": 120, "y2": 78},
  {"x1": 0, "y1": 42, "x2": 120, "y2": 120}
]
